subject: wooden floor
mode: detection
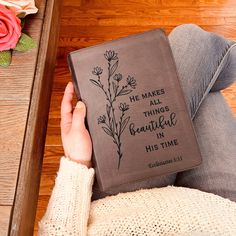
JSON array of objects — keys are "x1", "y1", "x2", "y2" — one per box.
[{"x1": 34, "y1": 0, "x2": 236, "y2": 234}]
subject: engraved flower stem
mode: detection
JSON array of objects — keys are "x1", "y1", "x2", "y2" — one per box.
[
  {"x1": 110, "y1": 102, "x2": 119, "y2": 153},
  {"x1": 116, "y1": 83, "x2": 129, "y2": 97},
  {"x1": 117, "y1": 111, "x2": 125, "y2": 169},
  {"x1": 97, "y1": 75, "x2": 109, "y2": 101},
  {"x1": 107, "y1": 61, "x2": 112, "y2": 101},
  {"x1": 107, "y1": 61, "x2": 119, "y2": 146},
  {"x1": 111, "y1": 81, "x2": 120, "y2": 102},
  {"x1": 98, "y1": 71, "x2": 119, "y2": 148},
  {"x1": 97, "y1": 75, "x2": 112, "y2": 127},
  {"x1": 107, "y1": 60, "x2": 123, "y2": 168},
  {"x1": 91, "y1": 51, "x2": 137, "y2": 170}
]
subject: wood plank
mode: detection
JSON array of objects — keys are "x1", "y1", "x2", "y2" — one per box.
[
  {"x1": 159, "y1": 0, "x2": 236, "y2": 7},
  {"x1": 225, "y1": 17, "x2": 236, "y2": 23},
  {"x1": 38, "y1": 146, "x2": 63, "y2": 178},
  {"x1": 9, "y1": 0, "x2": 62, "y2": 235},
  {"x1": 50, "y1": 67, "x2": 72, "y2": 92},
  {"x1": 0, "y1": 102, "x2": 28, "y2": 205},
  {"x1": 57, "y1": 26, "x2": 236, "y2": 50},
  {"x1": 59, "y1": 25, "x2": 236, "y2": 39},
  {"x1": 34, "y1": 0, "x2": 47, "y2": 19},
  {"x1": 0, "y1": 19, "x2": 44, "y2": 101},
  {"x1": 63, "y1": 0, "x2": 236, "y2": 8},
  {"x1": 62, "y1": 6, "x2": 236, "y2": 18},
  {"x1": 61, "y1": 16, "x2": 227, "y2": 26},
  {"x1": 45, "y1": 117, "x2": 62, "y2": 146},
  {"x1": 0, "y1": 206, "x2": 11, "y2": 236}
]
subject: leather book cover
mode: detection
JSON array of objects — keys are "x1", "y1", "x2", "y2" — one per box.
[{"x1": 68, "y1": 29, "x2": 202, "y2": 191}]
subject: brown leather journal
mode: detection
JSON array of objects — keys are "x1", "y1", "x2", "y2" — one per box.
[{"x1": 68, "y1": 29, "x2": 202, "y2": 191}]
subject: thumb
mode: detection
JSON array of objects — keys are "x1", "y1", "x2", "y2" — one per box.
[{"x1": 72, "y1": 101, "x2": 86, "y2": 129}]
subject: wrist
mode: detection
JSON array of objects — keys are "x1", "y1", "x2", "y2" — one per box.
[
  {"x1": 75, "y1": 159, "x2": 92, "y2": 168},
  {"x1": 65, "y1": 155, "x2": 92, "y2": 168}
]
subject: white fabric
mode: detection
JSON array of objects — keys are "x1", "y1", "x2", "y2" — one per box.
[{"x1": 39, "y1": 157, "x2": 236, "y2": 235}]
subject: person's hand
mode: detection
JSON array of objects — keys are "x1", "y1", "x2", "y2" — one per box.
[{"x1": 60, "y1": 82, "x2": 92, "y2": 168}]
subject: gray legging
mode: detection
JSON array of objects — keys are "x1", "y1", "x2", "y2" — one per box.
[{"x1": 92, "y1": 24, "x2": 236, "y2": 202}]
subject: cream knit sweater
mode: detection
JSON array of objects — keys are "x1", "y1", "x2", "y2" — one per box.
[{"x1": 39, "y1": 157, "x2": 236, "y2": 235}]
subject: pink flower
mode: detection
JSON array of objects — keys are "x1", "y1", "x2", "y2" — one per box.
[
  {"x1": 0, "y1": 0, "x2": 38, "y2": 16},
  {"x1": 0, "y1": 4, "x2": 21, "y2": 51}
]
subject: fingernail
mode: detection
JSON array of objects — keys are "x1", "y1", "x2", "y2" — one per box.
[{"x1": 76, "y1": 101, "x2": 84, "y2": 108}]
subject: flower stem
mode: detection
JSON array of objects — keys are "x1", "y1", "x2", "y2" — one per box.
[
  {"x1": 108, "y1": 62, "x2": 112, "y2": 101},
  {"x1": 116, "y1": 111, "x2": 125, "y2": 169},
  {"x1": 117, "y1": 83, "x2": 129, "y2": 96},
  {"x1": 107, "y1": 61, "x2": 120, "y2": 155},
  {"x1": 98, "y1": 75, "x2": 109, "y2": 101}
]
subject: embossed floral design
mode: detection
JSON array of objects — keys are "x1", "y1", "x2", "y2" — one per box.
[
  {"x1": 90, "y1": 50, "x2": 137, "y2": 169},
  {"x1": 97, "y1": 115, "x2": 106, "y2": 124},
  {"x1": 127, "y1": 75, "x2": 137, "y2": 89},
  {"x1": 92, "y1": 66, "x2": 103, "y2": 76},
  {"x1": 119, "y1": 103, "x2": 129, "y2": 112},
  {"x1": 113, "y1": 73, "x2": 122, "y2": 82},
  {"x1": 104, "y1": 50, "x2": 118, "y2": 61}
]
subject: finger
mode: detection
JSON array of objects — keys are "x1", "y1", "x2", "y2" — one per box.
[
  {"x1": 61, "y1": 82, "x2": 74, "y2": 133},
  {"x1": 72, "y1": 101, "x2": 87, "y2": 129}
]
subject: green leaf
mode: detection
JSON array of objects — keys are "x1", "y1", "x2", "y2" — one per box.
[
  {"x1": 14, "y1": 33, "x2": 37, "y2": 52},
  {"x1": 0, "y1": 50, "x2": 12, "y2": 67}
]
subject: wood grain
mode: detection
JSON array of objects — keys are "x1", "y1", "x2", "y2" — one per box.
[
  {"x1": 0, "y1": 206, "x2": 11, "y2": 236},
  {"x1": 9, "y1": 0, "x2": 61, "y2": 235},
  {"x1": 0, "y1": 0, "x2": 48, "y2": 234},
  {"x1": 35, "y1": 0, "x2": 236, "y2": 234},
  {"x1": 0, "y1": 102, "x2": 28, "y2": 205}
]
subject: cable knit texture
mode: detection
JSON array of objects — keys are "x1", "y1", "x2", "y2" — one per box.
[{"x1": 39, "y1": 157, "x2": 236, "y2": 235}]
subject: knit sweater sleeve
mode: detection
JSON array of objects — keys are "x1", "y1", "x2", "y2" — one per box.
[{"x1": 38, "y1": 156, "x2": 95, "y2": 236}]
